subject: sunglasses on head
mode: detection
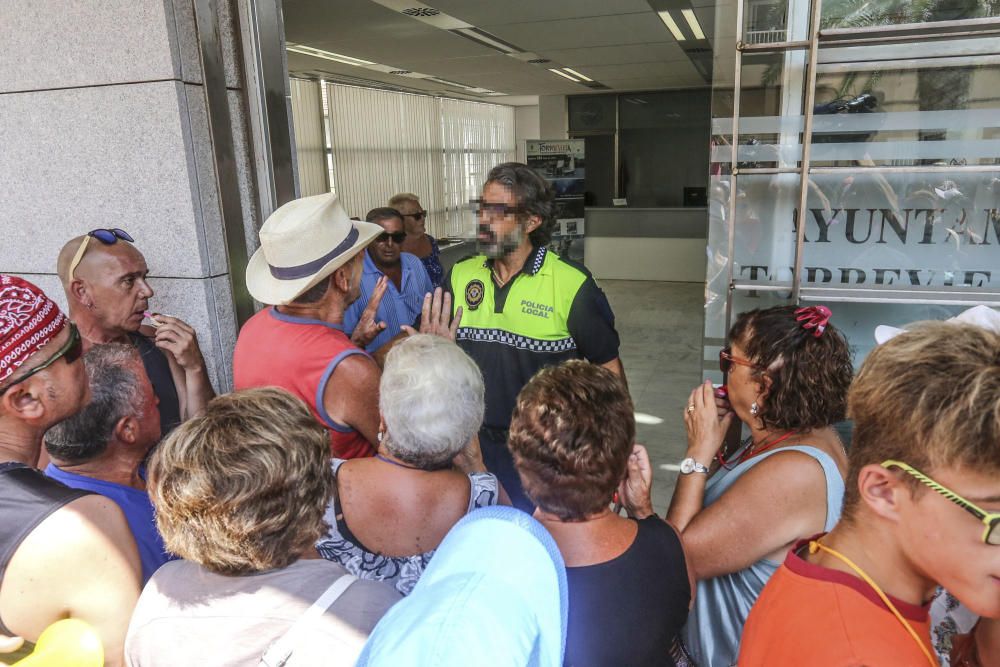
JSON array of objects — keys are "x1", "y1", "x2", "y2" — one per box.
[
  {"x1": 0, "y1": 323, "x2": 83, "y2": 396},
  {"x1": 375, "y1": 231, "x2": 407, "y2": 245},
  {"x1": 68, "y1": 228, "x2": 135, "y2": 280},
  {"x1": 401, "y1": 211, "x2": 426, "y2": 221},
  {"x1": 882, "y1": 460, "x2": 1000, "y2": 546},
  {"x1": 719, "y1": 347, "x2": 764, "y2": 374}
]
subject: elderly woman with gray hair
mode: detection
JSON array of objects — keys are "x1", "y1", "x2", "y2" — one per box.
[{"x1": 316, "y1": 334, "x2": 507, "y2": 595}]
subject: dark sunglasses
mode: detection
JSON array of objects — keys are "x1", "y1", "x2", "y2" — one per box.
[
  {"x1": 401, "y1": 211, "x2": 426, "y2": 221},
  {"x1": 471, "y1": 198, "x2": 523, "y2": 218},
  {"x1": 90, "y1": 228, "x2": 135, "y2": 244},
  {"x1": 719, "y1": 347, "x2": 764, "y2": 374},
  {"x1": 375, "y1": 231, "x2": 407, "y2": 245},
  {"x1": 0, "y1": 324, "x2": 83, "y2": 396},
  {"x1": 68, "y1": 228, "x2": 135, "y2": 280}
]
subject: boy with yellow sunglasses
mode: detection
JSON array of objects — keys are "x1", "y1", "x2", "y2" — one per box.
[{"x1": 739, "y1": 322, "x2": 1000, "y2": 666}]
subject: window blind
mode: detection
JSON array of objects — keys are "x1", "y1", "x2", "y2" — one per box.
[
  {"x1": 323, "y1": 82, "x2": 514, "y2": 238},
  {"x1": 288, "y1": 78, "x2": 328, "y2": 197}
]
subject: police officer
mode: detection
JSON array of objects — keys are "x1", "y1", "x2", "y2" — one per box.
[{"x1": 448, "y1": 162, "x2": 624, "y2": 510}]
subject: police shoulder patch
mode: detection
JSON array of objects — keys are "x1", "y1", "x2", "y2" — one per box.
[{"x1": 465, "y1": 279, "x2": 485, "y2": 310}]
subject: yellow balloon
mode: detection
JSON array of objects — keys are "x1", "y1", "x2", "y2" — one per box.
[{"x1": 13, "y1": 619, "x2": 103, "y2": 667}]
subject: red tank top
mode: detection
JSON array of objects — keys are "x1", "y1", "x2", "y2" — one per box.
[{"x1": 233, "y1": 307, "x2": 374, "y2": 459}]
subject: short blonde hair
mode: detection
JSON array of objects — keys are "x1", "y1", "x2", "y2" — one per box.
[
  {"x1": 148, "y1": 388, "x2": 334, "y2": 575},
  {"x1": 388, "y1": 192, "x2": 421, "y2": 209},
  {"x1": 844, "y1": 322, "x2": 1000, "y2": 516}
]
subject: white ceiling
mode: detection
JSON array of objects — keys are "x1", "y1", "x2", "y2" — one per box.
[{"x1": 282, "y1": 0, "x2": 714, "y2": 101}]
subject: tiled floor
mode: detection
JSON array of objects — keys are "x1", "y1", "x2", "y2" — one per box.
[{"x1": 600, "y1": 279, "x2": 705, "y2": 514}]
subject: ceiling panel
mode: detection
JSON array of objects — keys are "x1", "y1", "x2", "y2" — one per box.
[
  {"x1": 283, "y1": 0, "x2": 489, "y2": 63},
  {"x1": 400, "y1": 55, "x2": 532, "y2": 78},
  {"x1": 539, "y1": 42, "x2": 690, "y2": 68},
  {"x1": 428, "y1": 0, "x2": 653, "y2": 26},
  {"x1": 283, "y1": 0, "x2": 715, "y2": 96},
  {"x1": 487, "y1": 13, "x2": 680, "y2": 51},
  {"x1": 576, "y1": 61, "x2": 685, "y2": 80},
  {"x1": 602, "y1": 75, "x2": 709, "y2": 91}
]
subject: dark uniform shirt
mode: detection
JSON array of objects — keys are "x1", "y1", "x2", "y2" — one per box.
[
  {"x1": 447, "y1": 244, "x2": 620, "y2": 429},
  {"x1": 129, "y1": 332, "x2": 182, "y2": 435}
]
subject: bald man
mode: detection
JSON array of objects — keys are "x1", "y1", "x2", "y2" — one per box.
[{"x1": 57, "y1": 231, "x2": 214, "y2": 434}]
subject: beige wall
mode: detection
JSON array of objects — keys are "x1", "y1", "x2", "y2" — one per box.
[
  {"x1": 538, "y1": 95, "x2": 568, "y2": 140},
  {"x1": 514, "y1": 105, "x2": 540, "y2": 162},
  {"x1": 0, "y1": 0, "x2": 258, "y2": 392}
]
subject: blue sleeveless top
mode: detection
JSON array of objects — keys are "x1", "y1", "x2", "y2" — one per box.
[{"x1": 682, "y1": 445, "x2": 844, "y2": 667}]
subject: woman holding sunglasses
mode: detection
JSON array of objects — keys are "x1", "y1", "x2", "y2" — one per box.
[
  {"x1": 628, "y1": 305, "x2": 854, "y2": 667},
  {"x1": 388, "y1": 193, "x2": 444, "y2": 288}
]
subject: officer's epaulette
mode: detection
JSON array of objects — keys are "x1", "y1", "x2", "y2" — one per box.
[
  {"x1": 452, "y1": 252, "x2": 482, "y2": 265},
  {"x1": 554, "y1": 252, "x2": 594, "y2": 280}
]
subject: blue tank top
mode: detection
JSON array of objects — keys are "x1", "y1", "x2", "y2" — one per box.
[
  {"x1": 44, "y1": 464, "x2": 175, "y2": 582},
  {"x1": 682, "y1": 445, "x2": 844, "y2": 667}
]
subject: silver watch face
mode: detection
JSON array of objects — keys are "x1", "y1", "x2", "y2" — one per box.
[{"x1": 680, "y1": 458, "x2": 696, "y2": 474}]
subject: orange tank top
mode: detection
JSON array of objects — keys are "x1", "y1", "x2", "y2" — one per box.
[{"x1": 739, "y1": 536, "x2": 932, "y2": 666}]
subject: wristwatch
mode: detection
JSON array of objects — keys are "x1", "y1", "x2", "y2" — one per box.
[{"x1": 679, "y1": 457, "x2": 710, "y2": 475}]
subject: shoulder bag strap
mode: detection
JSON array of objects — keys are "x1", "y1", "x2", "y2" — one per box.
[{"x1": 258, "y1": 573, "x2": 358, "y2": 667}]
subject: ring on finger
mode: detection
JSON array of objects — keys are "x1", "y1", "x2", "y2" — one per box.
[{"x1": 687, "y1": 405, "x2": 696, "y2": 412}]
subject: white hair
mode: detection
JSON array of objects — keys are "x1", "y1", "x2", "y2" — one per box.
[
  {"x1": 379, "y1": 335, "x2": 484, "y2": 468},
  {"x1": 388, "y1": 192, "x2": 421, "y2": 208}
]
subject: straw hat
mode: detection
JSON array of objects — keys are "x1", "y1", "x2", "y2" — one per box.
[{"x1": 246, "y1": 194, "x2": 382, "y2": 305}]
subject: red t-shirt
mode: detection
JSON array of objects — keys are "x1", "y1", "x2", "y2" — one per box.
[
  {"x1": 233, "y1": 307, "x2": 374, "y2": 459},
  {"x1": 739, "y1": 537, "x2": 933, "y2": 667}
]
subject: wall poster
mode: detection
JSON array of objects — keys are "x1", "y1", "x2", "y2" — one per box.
[{"x1": 526, "y1": 139, "x2": 586, "y2": 262}]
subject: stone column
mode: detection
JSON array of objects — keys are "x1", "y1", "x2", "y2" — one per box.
[{"x1": 0, "y1": 0, "x2": 262, "y2": 392}]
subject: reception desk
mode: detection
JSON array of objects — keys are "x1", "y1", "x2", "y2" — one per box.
[{"x1": 583, "y1": 207, "x2": 707, "y2": 282}]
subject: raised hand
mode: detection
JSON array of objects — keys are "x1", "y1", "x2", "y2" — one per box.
[
  {"x1": 684, "y1": 380, "x2": 735, "y2": 463},
  {"x1": 452, "y1": 433, "x2": 486, "y2": 474},
  {"x1": 401, "y1": 287, "x2": 462, "y2": 341},
  {"x1": 151, "y1": 314, "x2": 206, "y2": 372},
  {"x1": 618, "y1": 444, "x2": 655, "y2": 519},
  {"x1": 350, "y1": 276, "x2": 388, "y2": 348}
]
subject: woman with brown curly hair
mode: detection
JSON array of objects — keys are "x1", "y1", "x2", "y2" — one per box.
[
  {"x1": 124, "y1": 388, "x2": 401, "y2": 667},
  {"x1": 510, "y1": 360, "x2": 693, "y2": 667},
  {"x1": 641, "y1": 305, "x2": 853, "y2": 667}
]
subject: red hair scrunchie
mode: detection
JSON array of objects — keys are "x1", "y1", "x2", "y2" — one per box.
[{"x1": 795, "y1": 305, "x2": 832, "y2": 338}]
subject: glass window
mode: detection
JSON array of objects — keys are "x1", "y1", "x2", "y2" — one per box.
[
  {"x1": 568, "y1": 95, "x2": 617, "y2": 133},
  {"x1": 619, "y1": 91, "x2": 711, "y2": 207},
  {"x1": 821, "y1": 0, "x2": 998, "y2": 28},
  {"x1": 810, "y1": 61, "x2": 1000, "y2": 167},
  {"x1": 798, "y1": 168, "x2": 1000, "y2": 288}
]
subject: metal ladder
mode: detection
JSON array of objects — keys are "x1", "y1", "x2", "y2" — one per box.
[{"x1": 720, "y1": 0, "x2": 1000, "y2": 334}]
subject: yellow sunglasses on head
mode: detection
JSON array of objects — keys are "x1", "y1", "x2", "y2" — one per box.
[{"x1": 882, "y1": 459, "x2": 1000, "y2": 546}]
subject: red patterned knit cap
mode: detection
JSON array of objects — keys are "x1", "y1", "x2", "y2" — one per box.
[{"x1": 0, "y1": 275, "x2": 68, "y2": 384}]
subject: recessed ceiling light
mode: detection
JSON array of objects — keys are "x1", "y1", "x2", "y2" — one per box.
[
  {"x1": 286, "y1": 44, "x2": 375, "y2": 67},
  {"x1": 562, "y1": 68, "x2": 592, "y2": 82},
  {"x1": 657, "y1": 11, "x2": 686, "y2": 41},
  {"x1": 549, "y1": 68, "x2": 580, "y2": 82},
  {"x1": 453, "y1": 28, "x2": 519, "y2": 54},
  {"x1": 426, "y1": 77, "x2": 476, "y2": 90},
  {"x1": 681, "y1": 9, "x2": 706, "y2": 40}
]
